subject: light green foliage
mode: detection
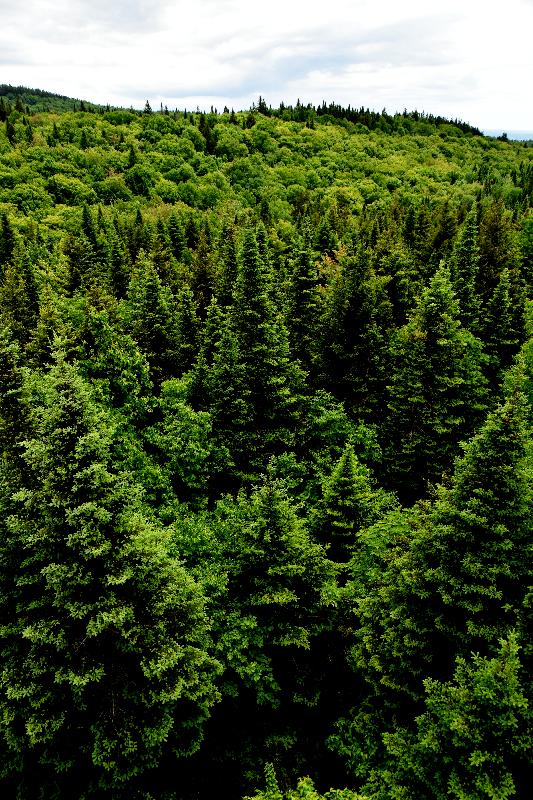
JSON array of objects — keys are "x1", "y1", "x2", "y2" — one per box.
[
  {"x1": 144, "y1": 377, "x2": 214, "y2": 508},
  {"x1": 246, "y1": 764, "x2": 366, "y2": 800}
]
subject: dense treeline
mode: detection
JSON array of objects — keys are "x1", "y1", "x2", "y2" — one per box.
[{"x1": 0, "y1": 93, "x2": 531, "y2": 799}]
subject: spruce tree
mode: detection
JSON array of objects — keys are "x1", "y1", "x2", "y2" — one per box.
[
  {"x1": 230, "y1": 229, "x2": 303, "y2": 471},
  {"x1": 317, "y1": 245, "x2": 393, "y2": 419},
  {"x1": 0, "y1": 212, "x2": 16, "y2": 277},
  {"x1": 423, "y1": 383, "x2": 532, "y2": 652},
  {"x1": 310, "y1": 444, "x2": 393, "y2": 562},
  {"x1": 125, "y1": 252, "x2": 180, "y2": 383},
  {"x1": 286, "y1": 235, "x2": 320, "y2": 371},
  {"x1": 482, "y1": 267, "x2": 525, "y2": 385},
  {"x1": 175, "y1": 285, "x2": 201, "y2": 375},
  {"x1": 0, "y1": 357, "x2": 219, "y2": 796},
  {"x1": 450, "y1": 209, "x2": 481, "y2": 332},
  {"x1": 382, "y1": 264, "x2": 487, "y2": 502},
  {"x1": 351, "y1": 382, "x2": 531, "y2": 714},
  {"x1": 371, "y1": 634, "x2": 531, "y2": 800}
]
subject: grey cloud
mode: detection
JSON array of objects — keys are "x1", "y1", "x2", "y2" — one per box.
[
  {"x1": 116, "y1": 13, "x2": 459, "y2": 106},
  {"x1": 70, "y1": 0, "x2": 168, "y2": 34},
  {"x1": 0, "y1": 40, "x2": 34, "y2": 66}
]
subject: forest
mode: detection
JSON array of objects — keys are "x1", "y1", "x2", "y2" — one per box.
[{"x1": 0, "y1": 88, "x2": 531, "y2": 799}]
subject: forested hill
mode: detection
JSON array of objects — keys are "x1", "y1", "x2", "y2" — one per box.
[{"x1": 0, "y1": 95, "x2": 531, "y2": 800}]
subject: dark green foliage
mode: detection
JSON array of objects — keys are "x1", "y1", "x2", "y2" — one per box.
[
  {"x1": 310, "y1": 444, "x2": 395, "y2": 562},
  {"x1": 0, "y1": 212, "x2": 16, "y2": 273},
  {"x1": 483, "y1": 267, "x2": 525, "y2": 384},
  {"x1": 368, "y1": 634, "x2": 531, "y2": 800},
  {"x1": 286, "y1": 235, "x2": 321, "y2": 370},
  {"x1": 450, "y1": 209, "x2": 481, "y2": 332},
  {"x1": 382, "y1": 264, "x2": 487, "y2": 502},
  {"x1": 343, "y1": 383, "x2": 531, "y2": 744},
  {"x1": 317, "y1": 245, "x2": 393, "y2": 419},
  {"x1": 125, "y1": 252, "x2": 181, "y2": 383}
]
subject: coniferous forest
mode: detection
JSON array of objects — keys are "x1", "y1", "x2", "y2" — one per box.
[{"x1": 0, "y1": 87, "x2": 532, "y2": 799}]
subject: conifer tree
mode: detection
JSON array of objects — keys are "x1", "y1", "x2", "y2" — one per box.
[
  {"x1": 0, "y1": 327, "x2": 25, "y2": 458},
  {"x1": 213, "y1": 477, "x2": 335, "y2": 711},
  {"x1": 125, "y1": 252, "x2": 180, "y2": 383},
  {"x1": 0, "y1": 357, "x2": 219, "y2": 795},
  {"x1": 167, "y1": 213, "x2": 187, "y2": 261},
  {"x1": 382, "y1": 264, "x2": 487, "y2": 501},
  {"x1": 175, "y1": 284, "x2": 201, "y2": 375},
  {"x1": 351, "y1": 382, "x2": 531, "y2": 714},
  {"x1": 371, "y1": 634, "x2": 531, "y2": 800},
  {"x1": 317, "y1": 245, "x2": 393, "y2": 419},
  {"x1": 482, "y1": 267, "x2": 525, "y2": 384},
  {"x1": 217, "y1": 223, "x2": 238, "y2": 307},
  {"x1": 450, "y1": 209, "x2": 481, "y2": 332},
  {"x1": 0, "y1": 261, "x2": 37, "y2": 345},
  {"x1": 230, "y1": 229, "x2": 303, "y2": 469},
  {"x1": 310, "y1": 444, "x2": 393, "y2": 562},
  {"x1": 423, "y1": 383, "x2": 532, "y2": 652},
  {"x1": 25, "y1": 284, "x2": 68, "y2": 368},
  {"x1": 201, "y1": 315, "x2": 252, "y2": 489},
  {"x1": 0, "y1": 212, "x2": 16, "y2": 276},
  {"x1": 286, "y1": 235, "x2": 320, "y2": 371}
]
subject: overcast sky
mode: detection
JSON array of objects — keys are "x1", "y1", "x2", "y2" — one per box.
[{"x1": 1, "y1": 0, "x2": 532, "y2": 132}]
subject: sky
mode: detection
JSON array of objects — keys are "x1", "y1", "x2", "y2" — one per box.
[{"x1": 1, "y1": 0, "x2": 532, "y2": 133}]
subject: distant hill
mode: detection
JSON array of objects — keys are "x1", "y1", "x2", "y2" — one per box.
[
  {"x1": 0, "y1": 84, "x2": 101, "y2": 113},
  {"x1": 0, "y1": 84, "x2": 486, "y2": 137}
]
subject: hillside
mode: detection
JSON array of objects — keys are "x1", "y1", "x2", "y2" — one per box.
[{"x1": 0, "y1": 94, "x2": 531, "y2": 800}]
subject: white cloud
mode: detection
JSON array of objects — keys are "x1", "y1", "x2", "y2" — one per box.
[{"x1": 0, "y1": 0, "x2": 531, "y2": 129}]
